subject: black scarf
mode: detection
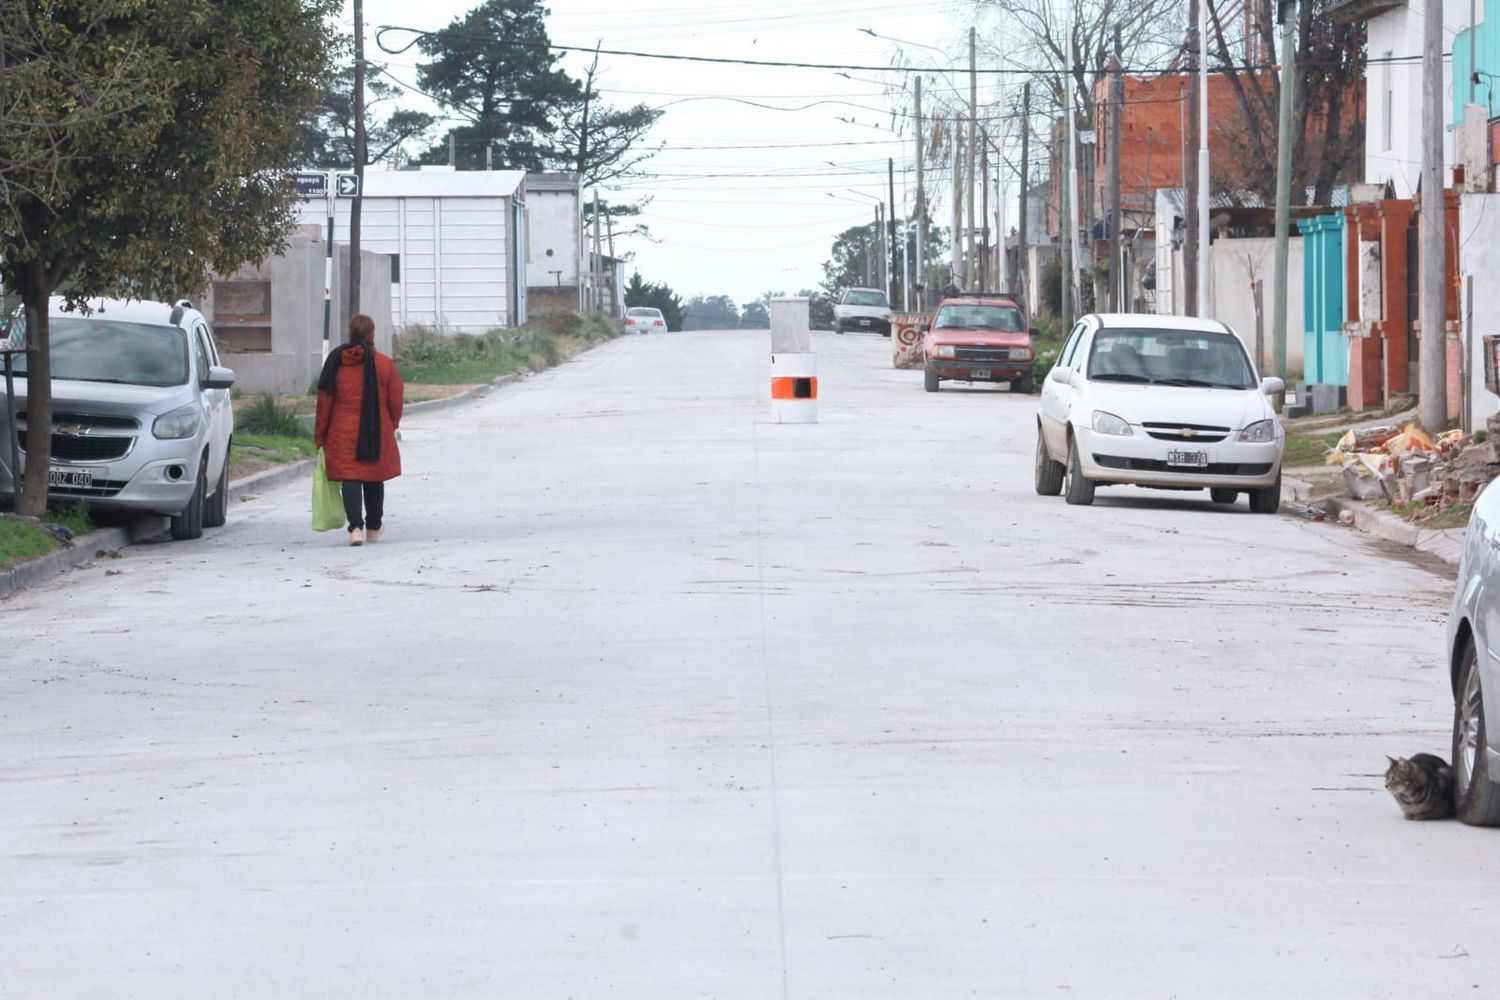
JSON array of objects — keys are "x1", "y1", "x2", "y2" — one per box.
[{"x1": 317, "y1": 342, "x2": 381, "y2": 463}]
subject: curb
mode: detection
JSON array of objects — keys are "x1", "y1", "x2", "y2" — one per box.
[
  {"x1": 0, "y1": 370, "x2": 532, "y2": 601},
  {"x1": 1282, "y1": 475, "x2": 1463, "y2": 568}
]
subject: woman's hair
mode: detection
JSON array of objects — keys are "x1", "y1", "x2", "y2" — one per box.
[{"x1": 348, "y1": 314, "x2": 376, "y2": 344}]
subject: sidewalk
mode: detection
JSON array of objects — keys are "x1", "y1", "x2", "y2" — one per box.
[
  {"x1": 0, "y1": 371, "x2": 527, "y2": 601},
  {"x1": 1282, "y1": 473, "x2": 1465, "y2": 568}
]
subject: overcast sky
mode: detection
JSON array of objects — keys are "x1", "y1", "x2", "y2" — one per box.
[{"x1": 348, "y1": 0, "x2": 990, "y2": 305}]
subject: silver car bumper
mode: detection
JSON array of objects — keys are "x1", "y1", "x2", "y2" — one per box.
[
  {"x1": 0, "y1": 443, "x2": 204, "y2": 516},
  {"x1": 1076, "y1": 426, "x2": 1283, "y2": 489}
]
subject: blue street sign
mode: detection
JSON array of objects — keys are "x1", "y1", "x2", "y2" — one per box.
[{"x1": 294, "y1": 172, "x2": 329, "y2": 197}]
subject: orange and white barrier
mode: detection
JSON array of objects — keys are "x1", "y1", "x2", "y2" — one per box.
[
  {"x1": 770, "y1": 353, "x2": 818, "y2": 423},
  {"x1": 769, "y1": 297, "x2": 817, "y2": 423}
]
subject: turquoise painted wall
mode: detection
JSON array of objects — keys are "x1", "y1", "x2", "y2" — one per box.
[
  {"x1": 1298, "y1": 213, "x2": 1349, "y2": 386},
  {"x1": 1453, "y1": 21, "x2": 1500, "y2": 123}
]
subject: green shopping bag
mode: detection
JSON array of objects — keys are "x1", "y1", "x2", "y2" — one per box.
[{"x1": 312, "y1": 448, "x2": 344, "y2": 532}]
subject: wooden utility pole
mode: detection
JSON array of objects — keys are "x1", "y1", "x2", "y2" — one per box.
[
  {"x1": 953, "y1": 114, "x2": 964, "y2": 287},
  {"x1": 980, "y1": 137, "x2": 990, "y2": 291},
  {"x1": 967, "y1": 26, "x2": 978, "y2": 290},
  {"x1": 1184, "y1": 0, "x2": 1201, "y2": 316},
  {"x1": 592, "y1": 190, "x2": 603, "y2": 314},
  {"x1": 1108, "y1": 28, "x2": 1124, "y2": 311},
  {"x1": 888, "y1": 157, "x2": 898, "y2": 305},
  {"x1": 349, "y1": 0, "x2": 365, "y2": 316},
  {"x1": 1018, "y1": 82, "x2": 1030, "y2": 311},
  {"x1": 1419, "y1": 0, "x2": 1447, "y2": 427},
  {"x1": 1271, "y1": 0, "x2": 1296, "y2": 393},
  {"x1": 915, "y1": 76, "x2": 927, "y2": 309}
]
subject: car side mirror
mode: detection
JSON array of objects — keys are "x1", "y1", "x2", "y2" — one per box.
[
  {"x1": 1260, "y1": 375, "x2": 1285, "y2": 396},
  {"x1": 1047, "y1": 366, "x2": 1072, "y2": 386},
  {"x1": 202, "y1": 365, "x2": 235, "y2": 390}
]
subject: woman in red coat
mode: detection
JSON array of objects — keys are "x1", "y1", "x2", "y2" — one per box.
[{"x1": 315, "y1": 314, "x2": 404, "y2": 545}]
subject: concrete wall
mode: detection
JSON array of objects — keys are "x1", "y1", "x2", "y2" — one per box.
[
  {"x1": 333, "y1": 246, "x2": 395, "y2": 356},
  {"x1": 1461, "y1": 192, "x2": 1500, "y2": 431},
  {"x1": 1209, "y1": 237, "x2": 1306, "y2": 376},
  {"x1": 525, "y1": 185, "x2": 582, "y2": 294},
  {"x1": 204, "y1": 226, "x2": 324, "y2": 395},
  {"x1": 1365, "y1": 0, "x2": 1468, "y2": 197}
]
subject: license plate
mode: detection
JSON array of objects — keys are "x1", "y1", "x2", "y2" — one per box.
[
  {"x1": 49, "y1": 467, "x2": 94, "y2": 488},
  {"x1": 971, "y1": 369, "x2": 991, "y2": 380},
  {"x1": 1167, "y1": 450, "x2": 1209, "y2": 468},
  {"x1": 858, "y1": 319, "x2": 871, "y2": 326}
]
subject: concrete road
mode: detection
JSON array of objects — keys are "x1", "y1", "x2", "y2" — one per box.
[{"x1": 1, "y1": 331, "x2": 1486, "y2": 998}]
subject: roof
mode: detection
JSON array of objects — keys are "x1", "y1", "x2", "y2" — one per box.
[
  {"x1": 50, "y1": 296, "x2": 186, "y2": 327},
  {"x1": 1092, "y1": 312, "x2": 1232, "y2": 334},
  {"x1": 527, "y1": 172, "x2": 582, "y2": 193},
  {"x1": 302, "y1": 167, "x2": 526, "y2": 200},
  {"x1": 1328, "y1": 0, "x2": 1405, "y2": 22}
]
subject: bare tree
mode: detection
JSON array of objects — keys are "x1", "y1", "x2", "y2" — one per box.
[{"x1": 1205, "y1": 0, "x2": 1364, "y2": 204}]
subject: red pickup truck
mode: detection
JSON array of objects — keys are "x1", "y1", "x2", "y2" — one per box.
[{"x1": 921, "y1": 294, "x2": 1036, "y2": 394}]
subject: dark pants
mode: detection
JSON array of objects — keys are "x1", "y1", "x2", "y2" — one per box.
[{"x1": 342, "y1": 481, "x2": 385, "y2": 530}]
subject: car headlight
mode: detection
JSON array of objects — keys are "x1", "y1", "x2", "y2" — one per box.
[
  {"x1": 1091, "y1": 410, "x2": 1133, "y2": 436},
  {"x1": 934, "y1": 345, "x2": 955, "y2": 358},
  {"x1": 1239, "y1": 418, "x2": 1278, "y2": 443},
  {"x1": 153, "y1": 402, "x2": 203, "y2": 440},
  {"x1": 1010, "y1": 347, "x2": 1033, "y2": 360}
]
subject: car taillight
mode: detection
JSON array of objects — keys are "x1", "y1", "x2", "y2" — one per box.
[{"x1": 654, "y1": 320, "x2": 664, "y2": 327}]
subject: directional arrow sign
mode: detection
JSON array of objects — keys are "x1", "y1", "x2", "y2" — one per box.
[
  {"x1": 336, "y1": 173, "x2": 360, "y2": 198},
  {"x1": 293, "y1": 171, "x2": 328, "y2": 198}
]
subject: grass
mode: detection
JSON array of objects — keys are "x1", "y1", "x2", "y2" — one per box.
[
  {"x1": 396, "y1": 310, "x2": 616, "y2": 386},
  {"x1": 232, "y1": 432, "x2": 316, "y2": 466},
  {"x1": 1282, "y1": 430, "x2": 1346, "y2": 468},
  {"x1": 0, "y1": 502, "x2": 95, "y2": 570},
  {"x1": 238, "y1": 394, "x2": 312, "y2": 437},
  {"x1": 1389, "y1": 497, "x2": 1476, "y2": 529}
]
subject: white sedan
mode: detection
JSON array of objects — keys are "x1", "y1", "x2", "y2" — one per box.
[
  {"x1": 623, "y1": 307, "x2": 667, "y2": 334},
  {"x1": 1035, "y1": 314, "x2": 1285, "y2": 512},
  {"x1": 1448, "y1": 479, "x2": 1500, "y2": 824}
]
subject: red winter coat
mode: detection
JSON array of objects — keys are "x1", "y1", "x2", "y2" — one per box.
[{"x1": 315, "y1": 345, "x2": 404, "y2": 482}]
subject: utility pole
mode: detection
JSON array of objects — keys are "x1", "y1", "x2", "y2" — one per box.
[
  {"x1": 967, "y1": 26, "x2": 979, "y2": 292},
  {"x1": 1196, "y1": 0, "x2": 1211, "y2": 318},
  {"x1": 592, "y1": 190, "x2": 603, "y2": 314},
  {"x1": 1271, "y1": 0, "x2": 1296, "y2": 391},
  {"x1": 605, "y1": 209, "x2": 616, "y2": 316},
  {"x1": 349, "y1": 0, "x2": 366, "y2": 316},
  {"x1": 915, "y1": 76, "x2": 928, "y2": 309},
  {"x1": 1108, "y1": 27, "x2": 1124, "y2": 311},
  {"x1": 980, "y1": 137, "x2": 990, "y2": 291},
  {"x1": 1019, "y1": 83, "x2": 1030, "y2": 311},
  {"x1": 953, "y1": 114, "x2": 964, "y2": 287},
  {"x1": 448, "y1": 132, "x2": 455, "y2": 168},
  {"x1": 1065, "y1": 15, "x2": 1083, "y2": 314},
  {"x1": 1184, "y1": 0, "x2": 1201, "y2": 316},
  {"x1": 1420, "y1": 0, "x2": 1448, "y2": 427},
  {"x1": 888, "y1": 157, "x2": 898, "y2": 305},
  {"x1": 878, "y1": 203, "x2": 889, "y2": 294}
]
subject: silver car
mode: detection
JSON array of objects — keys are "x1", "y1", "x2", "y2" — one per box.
[
  {"x1": 0, "y1": 296, "x2": 235, "y2": 540},
  {"x1": 1448, "y1": 478, "x2": 1500, "y2": 824}
]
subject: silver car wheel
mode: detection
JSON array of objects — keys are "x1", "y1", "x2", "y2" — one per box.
[{"x1": 1459, "y1": 659, "x2": 1484, "y2": 795}]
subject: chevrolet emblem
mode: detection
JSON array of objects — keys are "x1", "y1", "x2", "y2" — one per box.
[
  {"x1": 1181, "y1": 428, "x2": 1196, "y2": 438},
  {"x1": 56, "y1": 423, "x2": 89, "y2": 436}
]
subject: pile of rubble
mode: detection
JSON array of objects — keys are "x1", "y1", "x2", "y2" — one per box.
[{"x1": 1329, "y1": 420, "x2": 1500, "y2": 517}]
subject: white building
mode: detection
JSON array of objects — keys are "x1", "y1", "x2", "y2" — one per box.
[
  {"x1": 298, "y1": 166, "x2": 528, "y2": 332},
  {"x1": 524, "y1": 172, "x2": 585, "y2": 313},
  {"x1": 1349, "y1": 0, "x2": 1470, "y2": 197}
]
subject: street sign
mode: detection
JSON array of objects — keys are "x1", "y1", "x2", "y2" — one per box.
[
  {"x1": 293, "y1": 171, "x2": 329, "y2": 198},
  {"x1": 1080, "y1": 130, "x2": 1097, "y2": 145},
  {"x1": 336, "y1": 173, "x2": 360, "y2": 198}
]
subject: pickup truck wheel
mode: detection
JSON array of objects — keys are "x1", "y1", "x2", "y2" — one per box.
[
  {"x1": 1015, "y1": 374, "x2": 1036, "y2": 394},
  {"x1": 1064, "y1": 436, "x2": 1095, "y2": 506},
  {"x1": 924, "y1": 367, "x2": 939, "y2": 392},
  {"x1": 1035, "y1": 428, "x2": 1064, "y2": 496}
]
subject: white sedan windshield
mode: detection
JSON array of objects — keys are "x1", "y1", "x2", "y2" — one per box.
[{"x1": 1087, "y1": 329, "x2": 1256, "y2": 390}]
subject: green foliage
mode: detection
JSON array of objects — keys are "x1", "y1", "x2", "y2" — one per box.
[
  {"x1": 821, "y1": 222, "x2": 882, "y2": 295},
  {"x1": 1041, "y1": 257, "x2": 1063, "y2": 317},
  {"x1": 233, "y1": 433, "x2": 317, "y2": 465},
  {"x1": 46, "y1": 502, "x2": 92, "y2": 538},
  {"x1": 740, "y1": 301, "x2": 770, "y2": 328},
  {"x1": 682, "y1": 295, "x2": 740, "y2": 331},
  {"x1": 0, "y1": 518, "x2": 57, "y2": 569},
  {"x1": 624, "y1": 273, "x2": 684, "y2": 331},
  {"x1": 292, "y1": 63, "x2": 436, "y2": 168},
  {"x1": 395, "y1": 312, "x2": 614, "y2": 384},
  {"x1": 417, "y1": 0, "x2": 579, "y2": 170},
  {"x1": 239, "y1": 395, "x2": 312, "y2": 438},
  {"x1": 1475, "y1": 430, "x2": 1489, "y2": 444},
  {"x1": 1282, "y1": 431, "x2": 1346, "y2": 467},
  {"x1": 0, "y1": 0, "x2": 339, "y2": 515}
]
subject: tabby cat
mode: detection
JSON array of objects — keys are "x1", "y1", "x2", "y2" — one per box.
[{"x1": 1385, "y1": 753, "x2": 1456, "y2": 820}]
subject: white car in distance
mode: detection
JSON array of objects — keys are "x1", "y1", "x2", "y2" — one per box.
[
  {"x1": 1035, "y1": 314, "x2": 1285, "y2": 512},
  {"x1": 623, "y1": 307, "x2": 667, "y2": 334}
]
